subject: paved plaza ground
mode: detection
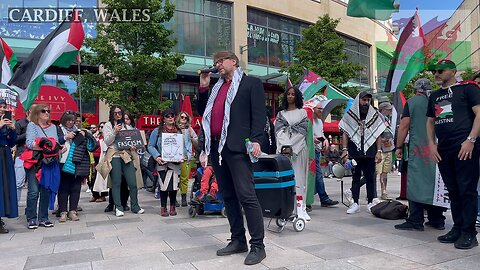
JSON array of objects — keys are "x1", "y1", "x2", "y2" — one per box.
[{"x1": 1, "y1": 173, "x2": 479, "y2": 270}]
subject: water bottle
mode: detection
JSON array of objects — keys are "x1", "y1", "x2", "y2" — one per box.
[
  {"x1": 344, "y1": 159, "x2": 357, "y2": 170},
  {"x1": 245, "y1": 138, "x2": 258, "y2": 163}
]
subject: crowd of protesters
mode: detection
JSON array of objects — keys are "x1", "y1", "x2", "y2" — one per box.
[{"x1": 0, "y1": 56, "x2": 479, "y2": 263}]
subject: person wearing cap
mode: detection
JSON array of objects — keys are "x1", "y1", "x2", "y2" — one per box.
[
  {"x1": 339, "y1": 91, "x2": 386, "y2": 214},
  {"x1": 394, "y1": 78, "x2": 446, "y2": 232},
  {"x1": 0, "y1": 98, "x2": 18, "y2": 233},
  {"x1": 198, "y1": 51, "x2": 267, "y2": 265},
  {"x1": 376, "y1": 101, "x2": 395, "y2": 200},
  {"x1": 426, "y1": 60, "x2": 480, "y2": 249},
  {"x1": 311, "y1": 97, "x2": 339, "y2": 208}
]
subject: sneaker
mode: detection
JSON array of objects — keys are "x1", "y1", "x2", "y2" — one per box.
[
  {"x1": 28, "y1": 220, "x2": 38, "y2": 229},
  {"x1": 104, "y1": 204, "x2": 114, "y2": 212},
  {"x1": 39, "y1": 220, "x2": 54, "y2": 228},
  {"x1": 68, "y1": 211, "x2": 79, "y2": 221},
  {"x1": 366, "y1": 203, "x2": 374, "y2": 214},
  {"x1": 454, "y1": 233, "x2": 479, "y2": 249},
  {"x1": 123, "y1": 206, "x2": 130, "y2": 212},
  {"x1": 398, "y1": 172, "x2": 401, "y2": 176},
  {"x1": 115, "y1": 209, "x2": 124, "y2": 217},
  {"x1": 206, "y1": 193, "x2": 217, "y2": 201},
  {"x1": 380, "y1": 193, "x2": 390, "y2": 200},
  {"x1": 343, "y1": 190, "x2": 353, "y2": 205},
  {"x1": 321, "y1": 199, "x2": 339, "y2": 207},
  {"x1": 328, "y1": 174, "x2": 334, "y2": 178},
  {"x1": 438, "y1": 229, "x2": 461, "y2": 243},
  {"x1": 346, "y1": 203, "x2": 360, "y2": 214},
  {"x1": 394, "y1": 222, "x2": 424, "y2": 231},
  {"x1": 136, "y1": 208, "x2": 145, "y2": 214},
  {"x1": 59, "y1": 212, "x2": 68, "y2": 223},
  {"x1": 154, "y1": 191, "x2": 160, "y2": 199}
]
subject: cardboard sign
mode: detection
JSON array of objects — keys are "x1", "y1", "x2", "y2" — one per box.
[
  {"x1": 114, "y1": 129, "x2": 144, "y2": 150},
  {"x1": 161, "y1": 133, "x2": 184, "y2": 162}
]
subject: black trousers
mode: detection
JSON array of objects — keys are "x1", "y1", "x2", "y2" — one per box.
[
  {"x1": 406, "y1": 200, "x2": 446, "y2": 227},
  {"x1": 210, "y1": 140, "x2": 265, "y2": 248},
  {"x1": 438, "y1": 146, "x2": 479, "y2": 234},
  {"x1": 108, "y1": 175, "x2": 129, "y2": 208},
  {"x1": 351, "y1": 158, "x2": 376, "y2": 204},
  {"x1": 160, "y1": 190, "x2": 177, "y2": 207},
  {"x1": 58, "y1": 171, "x2": 82, "y2": 212}
]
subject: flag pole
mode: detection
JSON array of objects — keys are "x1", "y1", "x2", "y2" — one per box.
[{"x1": 77, "y1": 52, "x2": 82, "y2": 119}]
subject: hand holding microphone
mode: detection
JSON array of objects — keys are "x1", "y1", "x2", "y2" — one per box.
[{"x1": 199, "y1": 66, "x2": 218, "y2": 88}]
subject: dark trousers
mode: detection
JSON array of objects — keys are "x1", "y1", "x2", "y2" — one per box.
[
  {"x1": 438, "y1": 146, "x2": 479, "y2": 234},
  {"x1": 351, "y1": 158, "x2": 376, "y2": 204},
  {"x1": 160, "y1": 190, "x2": 177, "y2": 207},
  {"x1": 406, "y1": 200, "x2": 446, "y2": 227},
  {"x1": 25, "y1": 168, "x2": 50, "y2": 222},
  {"x1": 58, "y1": 171, "x2": 82, "y2": 212},
  {"x1": 210, "y1": 140, "x2": 265, "y2": 248},
  {"x1": 108, "y1": 174, "x2": 129, "y2": 208}
]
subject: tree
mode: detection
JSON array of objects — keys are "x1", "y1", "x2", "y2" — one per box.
[
  {"x1": 76, "y1": 0, "x2": 184, "y2": 116},
  {"x1": 281, "y1": 15, "x2": 362, "y2": 89}
]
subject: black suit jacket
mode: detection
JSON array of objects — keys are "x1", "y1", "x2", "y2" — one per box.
[{"x1": 198, "y1": 74, "x2": 266, "y2": 154}]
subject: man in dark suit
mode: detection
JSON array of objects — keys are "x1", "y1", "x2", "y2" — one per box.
[{"x1": 198, "y1": 51, "x2": 266, "y2": 265}]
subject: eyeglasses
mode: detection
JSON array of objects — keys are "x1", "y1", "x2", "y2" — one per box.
[
  {"x1": 434, "y1": 70, "x2": 444, "y2": 74},
  {"x1": 41, "y1": 109, "x2": 51, "y2": 114},
  {"x1": 180, "y1": 115, "x2": 188, "y2": 119},
  {"x1": 113, "y1": 111, "x2": 122, "y2": 115},
  {"x1": 165, "y1": 114, "x2": 174, "y2": 118},
  {"x1": 215, "y1": 57, "x2": 229, "y2": 66},
  {"x1": 99, "y1": 125, "x2": 104, "y2": 128}
]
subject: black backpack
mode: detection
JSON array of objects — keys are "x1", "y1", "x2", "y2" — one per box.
[{"x1": 370, "y1": 200, "x2": 408, "y2": 220}]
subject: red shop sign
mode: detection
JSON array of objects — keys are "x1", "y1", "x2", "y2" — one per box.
[{"x1": 15, "y1": 85, "x2": 78, "y2": 121}]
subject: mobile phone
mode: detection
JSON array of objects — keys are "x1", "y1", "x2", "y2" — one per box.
[
  {"x1": 116, "y1": 119, "x2": 124, "y2": 125},
  {"x1": 3, "y1": 111, "x2": 12, "y2": 120}
]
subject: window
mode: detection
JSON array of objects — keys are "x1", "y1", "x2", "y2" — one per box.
[
  {"x1": 247, "y1": 8, "x2": 308, "y2": 67},
  {"x1": 377, "y1": 49, "x2": 392, "y2": 91},
  {"x1": 167, "y1": 0, "x2": 232, "y2": 57},
  {"x1": 341, "y1": 35, "x2": 371, "y2": 86}
]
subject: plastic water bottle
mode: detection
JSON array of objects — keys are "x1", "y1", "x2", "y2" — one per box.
[{"x1": 245, "y1": 138, "x2": 258, "y2": 163}]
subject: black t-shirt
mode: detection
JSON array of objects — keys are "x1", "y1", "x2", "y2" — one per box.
[
  {"x1": 401, "y1": 102, "x2": 410, "y2": 118},
  {"x1": 426, "y1": 83, "x2": 480, "y2": 148}
]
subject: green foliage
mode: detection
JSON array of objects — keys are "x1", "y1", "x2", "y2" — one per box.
[
  {"x1": 281, "y1": 15, "x2": 363, "y2": 88},
  {"x1": 460, "y1": 69, "x2": 476, "y2": 81},
  {"x1": 402, "y1": 72, "x2": 440, "y2": 100},
  {"x1": 75, "y1": 0, "x2": 184, "y2": 117}
]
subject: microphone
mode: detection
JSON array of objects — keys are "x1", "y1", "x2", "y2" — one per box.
[{"x1": 197, "y1": 67, "x2": 218, "y2": 75}]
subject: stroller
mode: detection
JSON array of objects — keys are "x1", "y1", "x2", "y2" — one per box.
[{"x1": 188, "y1": 167, "x2": 226, "y2": 218}]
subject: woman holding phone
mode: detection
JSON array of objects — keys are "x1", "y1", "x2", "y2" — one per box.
[
  {"x1": 98, "y1": 105, "x2": 144, "y2": 217},
  {"x1": 0, "y1": 98, "x2": 18, "y2": 233}
]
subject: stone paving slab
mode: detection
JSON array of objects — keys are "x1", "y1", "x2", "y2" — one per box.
[
  {"x1": 300, "y1": 241, "x2": 380, "y2": 260},
  {"x1": 42, "y1": 232, "x2": 95, "y2": 244},
  {"x1": 163, "y1": 245, "x2": 222, "y2": 265},
  {"x1": 86, "y1": 217, "x2": 143, "y2": 227},
  {"x1": 24, "y1": 248, "x2": 103, "y2": 270}
]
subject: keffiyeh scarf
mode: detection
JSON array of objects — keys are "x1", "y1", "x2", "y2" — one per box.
[
  {"x1": 202, "y1": 67, "x2": 244, "y2": 164},
  {"x1": 339, "y1": 93, "x2": 386, "y2": 154}
]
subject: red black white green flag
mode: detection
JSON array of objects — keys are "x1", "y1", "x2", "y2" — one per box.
[
  {"x1": 8, "y1": 9, "x2": 84, "y2": 110},
  {"x1": 0, "y1": 37, "x2": 17, "y2": 85}
]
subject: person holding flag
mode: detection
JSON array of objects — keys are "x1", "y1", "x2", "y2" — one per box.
[
  {"x1": 394, "y1": 78, "x2": 446, "y2": 232},
  {"x1": 426, "y1": 60, "x2": 480, "y2": 249}
]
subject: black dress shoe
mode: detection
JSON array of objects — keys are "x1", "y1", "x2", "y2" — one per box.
[
  {"x1": 216, "y1": 241, "x2": 248, "y2": 256},
  {"x1": 321, "y1": 199, "x2": 339, "y2": 207},
  {"x1": 104, "y1": 204, "x2": 114, "y2": 212},
  {"x1": 438, "y1": 229, "x2": 461, "y2": 243},
  {"x1": 244, "y1": 246, "x2": 266, "y2": 265},
  {"x1": 454, "y1": 233, "x2": 479, "y2": 249},
  {"x1": 394, "y1": 222, "x2": 424, "y2": 231},
  {"x1": 425, "y1": 221, "x2": 445, "y2": 230}
]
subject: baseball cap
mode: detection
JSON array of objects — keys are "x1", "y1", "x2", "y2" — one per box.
[
  {"x1": 413, "y1": 78, "x2": 433, "y2": 91},
  {"x1": 435, "y1": 59, "x2": 457, "y2": 71},
  {"x1": 358, "y1": 91, "x2": 372, "y2": 99}
]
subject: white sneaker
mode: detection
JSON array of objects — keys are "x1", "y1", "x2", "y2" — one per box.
[
  {"x1": 367, "y1": 203, "x2": 374, "y2": 214},
  {"x1": 115, "y1": 209, "x2": 124, "y2": 217},
  {"x1": 346, "y1": 203, "x2": 360, "y2": 214},
  {"x1": 328, "y1": 174, "x2": 333, "y2": 178},
  {"x1": 398, "y1": 172, "x2": 401, "y2": 176},
  {"x1": 86, "y1": 188, "x2": 91, "y2": 193},
  {"x1": 343, "y1": 190, "x2": 353, "y2": 205},
  {"x1": 136, "y1": 208, "x2": 145, "y2": 214}
]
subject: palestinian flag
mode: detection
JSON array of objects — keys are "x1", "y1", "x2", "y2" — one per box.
[
  {"x1": 299, "y1": 71, "x2": 329, "y2": 100},
  {"x1": 0, "y1": 37, "x2": 17, "y2": 85},
  {"x1": 8, "y1": 9, "x2": 84, "y2": 110},
  {"x1": 385, "y1": 11, "x2": 426, "y2": 93},
  {"x1": 347, "y1": 0, "x2": 399, "y2": 20},
  {"x1": 323, "y1": 84, "x2": 351, "y2": 100}
]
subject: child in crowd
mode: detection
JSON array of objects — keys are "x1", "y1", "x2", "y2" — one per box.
[{"x1": 192, "y1": 157, "x2": 218, "y2": 203}]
